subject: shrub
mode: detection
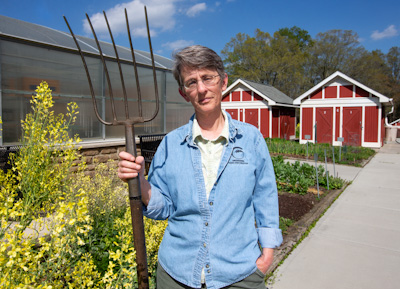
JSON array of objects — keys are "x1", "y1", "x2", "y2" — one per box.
[
  {"x1": 71, "y1": 162, "x2": 129, "y2": 274},
  {"x1": 0, "y1": 82, "x2": 167, "y2": 288},
  {"x1": 0, "y1": 82, "x2": 99, "y2": 287},
  {"x1": 1, "y1": 82, "x2": 83, "y2": 231},
  {"x1": 72, "y1": 161, "x2": 168, "y2": 288}
]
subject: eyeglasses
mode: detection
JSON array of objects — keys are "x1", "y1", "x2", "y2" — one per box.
[{"x1": 183, "y1": 75, "x2": 221, "y2": 90}]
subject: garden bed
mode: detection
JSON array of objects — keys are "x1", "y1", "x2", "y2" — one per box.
[{"x1": 266, "y1": 138, "x2": 376, "y2": 167}]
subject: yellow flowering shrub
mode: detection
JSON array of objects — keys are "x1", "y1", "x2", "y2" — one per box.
[
  {"x1": 6, "y1": 81, "x2": 83, "y2": 229},
  {"x1": 102, "y1": 211, "x2": 167, "y2": 289},
  {"x1": 0, "y1": 82, "x2": 167, "y2": 288},
  {"x1": 73, "y1": 162, "x2": 168, "y2": 288},
  {"x1": 0, "y1": 82, "x2": 99, "y2": 287}
]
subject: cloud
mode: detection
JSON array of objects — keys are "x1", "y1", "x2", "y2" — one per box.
[
  {"x1": 186, "y1": 3, "x2": 207, "y2": 17},
  {"x1": 371, "y1": 25, "x2": 398, "y2": 40},
  {"x1": 162, "y1": 39, "x2": 195, "y2": 52},
  {"x1": 83, "y1": 0, "x2": 177, "y2": 39}
]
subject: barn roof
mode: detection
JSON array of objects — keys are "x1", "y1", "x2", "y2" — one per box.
[
  {"x1": 0, "y1": 15, "x2": 173, "y2": 70},
  {"x1": 223, "y1": 78, "x2": 296, "y2": 106},
  {"x1": 294, "y1": 71, "x2": 391, "y2": 105}
]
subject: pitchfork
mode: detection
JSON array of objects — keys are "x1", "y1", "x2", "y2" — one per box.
[{"x1": 64, "y1": 7, "x2": 159, "y2": 289}]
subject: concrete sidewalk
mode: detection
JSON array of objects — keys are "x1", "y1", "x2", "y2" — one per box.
[{"x1": 270, "y1": 143, "x2": 400, "y2": 289}]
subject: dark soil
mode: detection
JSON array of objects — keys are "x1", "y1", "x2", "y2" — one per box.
[{"x1": 279, "y1": 192, "x2": 316, "y2": 221}]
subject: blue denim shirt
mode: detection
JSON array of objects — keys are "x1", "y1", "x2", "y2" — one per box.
[{"x1": 144, "y1": 113, "x2": 282, "y2": 289}]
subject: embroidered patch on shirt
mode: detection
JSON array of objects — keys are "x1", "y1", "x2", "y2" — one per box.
[{"x1": 229, "y1": 147, "x2": 248, "y2": 165}]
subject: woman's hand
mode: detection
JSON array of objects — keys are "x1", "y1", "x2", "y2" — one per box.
[
  {"x1": 256, "y1": 248, "x2": 274, "y2": 274},
  {"x1": 118, "y1": 151, "x2": 152, "y2": 206},
  {"x1": 118, "y1": 151, "x2": 145, "y2": 182}
]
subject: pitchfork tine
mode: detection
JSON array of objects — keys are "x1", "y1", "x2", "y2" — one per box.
[
  {"x1": 85, "y1": 13, "x2": 118, "y2": 124},
  {"x1": 103, "y1": 11, "x2": 131, "y2": 120},
  {"x1": 63, "y1": 16, "x2": 112, "y2": 126},
  {"x1": 144, "y1": 6, "x2": 159, "y2": 122},
  {"x1": 125, "y1": 8, "x2": 143, "y2": 118}
]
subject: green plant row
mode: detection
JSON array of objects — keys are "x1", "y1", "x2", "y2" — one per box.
[
  {"x1": 272, "y1": 155, "x2": 345, "y2": 195},
  {"x1": 266, "y1": 138, "x2": 375, "y2": 167}
]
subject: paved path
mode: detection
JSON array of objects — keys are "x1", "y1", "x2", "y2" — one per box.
[{"x1": 270, "y1": 143, "x2": 400, "y2": 289}]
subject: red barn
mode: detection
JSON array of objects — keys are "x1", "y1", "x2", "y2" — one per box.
[
  {"x1": 222, "y1": 79, "x2": 297, "y2": 140},
  {"x1": 294, "y1": 71, "x2": 392, "y2": 148}
]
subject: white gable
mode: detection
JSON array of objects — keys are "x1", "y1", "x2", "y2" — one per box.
[{"x1": 294, "y1": 71, "x2": 391, "y2": 105}]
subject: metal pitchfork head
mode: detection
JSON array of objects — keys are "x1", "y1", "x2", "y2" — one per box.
[{"x1": 64, "y1": 7, "x2": 159, "y2": 289}]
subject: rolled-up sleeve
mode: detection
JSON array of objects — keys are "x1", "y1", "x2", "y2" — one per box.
[
  {"x1": 143, "y1": 184, "x2": 169, "y2": 220},
  {"x1": 253, "y1": 134, "x2": 283, "y2": 248}
]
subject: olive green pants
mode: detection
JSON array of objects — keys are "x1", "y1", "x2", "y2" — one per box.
[{"x1": 157, "y1": 263, "x2": 267, "y2": 289}]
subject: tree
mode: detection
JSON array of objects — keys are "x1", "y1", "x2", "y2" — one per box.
[
  {"x1": 221, "y1": 27, "x2": 311, "y2": 97},
  {"x1": 221, "y1": 30, "x2": 272, "y2": 84},
  {"x1": 351, "y1": 49, "x2": 390, "y2": 93},
  {"x1": 267, "y1": 31, "x2": 310, "y2": 97},
  {"x1": 386, "y1": 47, "x2": 400, "y2": 120},
  {"x1": 387, "y1": 47, "x2": 400, "y2": 83},
  {"x1": 278, "y1": 26, "x2": 313, "y2": 51},
  {"x1": 307, "y1": 30, "x2": 365, "y2": 81}
]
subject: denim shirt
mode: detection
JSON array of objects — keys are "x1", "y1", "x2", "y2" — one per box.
[{"x1": 144, "y1": 113, "x2": 283, "y2": 289}]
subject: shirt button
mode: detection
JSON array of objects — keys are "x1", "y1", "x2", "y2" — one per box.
[
  {"x1": 209, "y1": 202, "x2": 213, "y2": 206},
  {"x1": 205, "y1": 222, "x2": 209, "y2": 226},
  {"x1": 203, "y1": 243, "x2": 207, "y2": 248},
  {"x1": 206, "y1": 264, "x2": 210, "y2": 268},
  {"x1": 207, "y1": 270, "x2": 211, "y2": 273}
]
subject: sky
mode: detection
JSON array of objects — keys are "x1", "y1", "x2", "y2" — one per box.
[{"x1": 1, "y1": 0, "x2": 399, "y2": 59}]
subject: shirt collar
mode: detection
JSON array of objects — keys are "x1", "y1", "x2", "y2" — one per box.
[
  {"x1": 192, "y1": 110, "x2": 230, "y2": 143},
  {"x1": 184, "y1": 111, "x2": 240, "y2": 145}
]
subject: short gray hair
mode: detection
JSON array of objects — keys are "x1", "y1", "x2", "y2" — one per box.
[{"x1": 172, "y1": 45, "x2": 225, "y2": 88}]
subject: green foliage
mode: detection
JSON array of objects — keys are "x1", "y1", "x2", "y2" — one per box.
[
  {"x1": 295, "y1": 123, "x2": 300, "y2": 138},
  {"x1": 101, "y1": 210, "x2": 167, "y2": 289},
  {"x1": 266, "y1": 138, "x2": 375, "y2": 167},
  {"x1": 308, "y1": 29, "x2": 365, "y2": 81},
  {"x1": 278, "y1": 26, "x2": 314, "y2": 51},
  {"x1": 222, "y1": 28, "x2": 310, "y2": 97},
  {"x1": 72, "y1": 162, "x2": 129, "y2": 275},
  {"x1": 272, "y1": 155, "x2": 345, "y2": 195},
  {"x1": 72, "y1": 161, "x2": 168, "y2": 288},
  {"x1": 279, "y1": 217, "x2": 294, "y2": 234}
]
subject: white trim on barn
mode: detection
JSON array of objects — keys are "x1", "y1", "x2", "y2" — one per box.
[
  {"x1": 295, "y1": 71, "x2": 392, "y2": 148},
  {"x1": 294, "y1": 71, "x2": 391, "y2": 105}
]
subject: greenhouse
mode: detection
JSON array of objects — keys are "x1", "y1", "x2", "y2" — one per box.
[{"x1": 0, "y1": 15, "x2": 193, "y2": 146}]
